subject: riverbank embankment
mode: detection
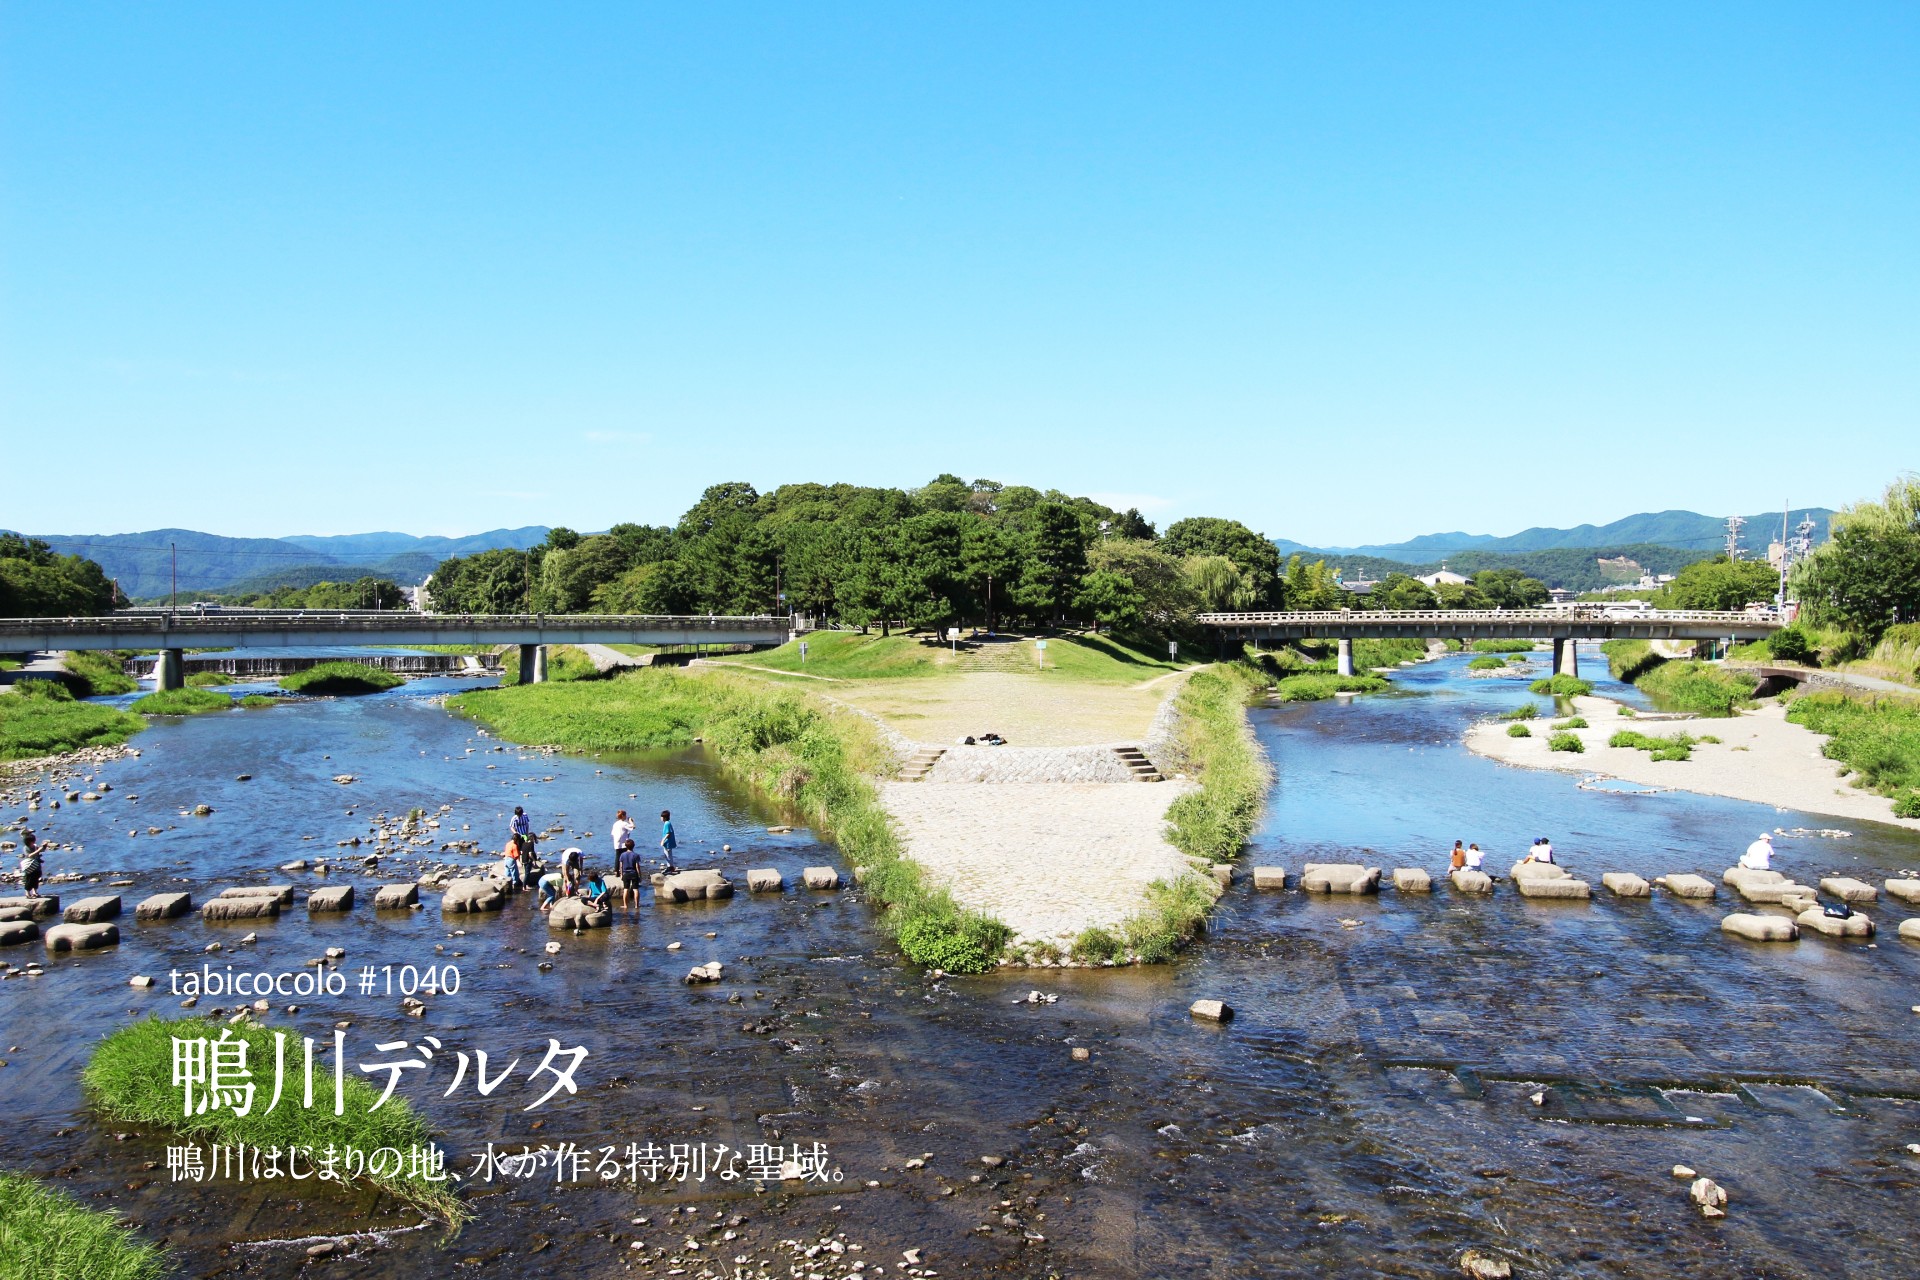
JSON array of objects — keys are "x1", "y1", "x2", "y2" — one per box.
[{"x1": 1465, "y1": 693, "x2": 1920, "y2": 830}]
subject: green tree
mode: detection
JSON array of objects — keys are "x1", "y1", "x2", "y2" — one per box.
[
  {"x1": 1088, "y1": 538, "x2": 1194, "y2": 632},
  {"x1": 1472, "y1": 567, "x2": 1550, "y2": 609},
  {"x1": 1185, "y1": 555, "x2": 1255, "y2": 612},
  {"x1": 1794, "y1": 474, "x2": 1920, "y2": 640},
  {"x1": 0, "y1": 534, "x2": 117, "y2": 615},
  {"x1": 1374, "y1": 574, "x2": 1439, "y2": 611},
  {"x1": 1076, "y1": 570, "x2": 1145, "y2": 633},
  {"x1": 1162, "y1": 517, "x2": 1281, "y2": 605},
  {"x1": 1015, "y1": 502, "x2": 1090, "y2": 624},
  {"x1": 1655, "y1": 556, "x2": 1779, "y2": 611}
]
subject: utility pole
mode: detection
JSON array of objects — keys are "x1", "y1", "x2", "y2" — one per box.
[
  {"x1": 1724, "y1": 515, "x2": 1746, "y2": 562},
  {"x1": 524, "y1": 552, "x2": 532, "y2": 614},
  {"x1": 171, "y1": 542, "x2": 177, "y2": 613}
]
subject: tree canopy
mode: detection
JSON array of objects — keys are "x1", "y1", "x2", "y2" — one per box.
[{"x1": 0, "y1": 534, "x2": 118, "y2": 616}]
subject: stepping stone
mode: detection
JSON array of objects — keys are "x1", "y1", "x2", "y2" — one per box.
[
  {"x1": 1899, "y1": 918, "x2": 1920, "y2": 940},
  {"x1": 306, "y1": 886, "x2": 355, "y2": 913},
  {"x1": 1781, "y1": 892, "x2": 1820, "y2": 914},
  {"x1": 1301, "y1": 863, "x2": 1381, "y2": 894},
  {"x1": 1209, "y1": 864, "x2": 1234, "y2": 889},
  {"x1": 1721, "y1": 912, "x2": 1798, "y2": 942},
  {"x1": 1601, "y1": 873, "x2": 1652, "y2": 898},
  {"x1": 1449, "y1": 869, "x2": 1494, "y2": 894},
  {"x1": 802, "y1": 867, "x2": 841, "y2": 892},
  {"x1": 1797, "y1": 907, "x2": 1875, "y2": 938},
  {"x1": 658, "y1": 870, "x2": 735, "y2": 902},
  {"x1": 440, "y1": 877, "x2": 506, "y2": 913},
  {"x1": 1885, "y1": 879, "x2": 1920, "y2": 905},
  {"x1": 1516, "y1": 875, "x2": 1592, "y2": 900},
  {"x1": 1252, "y1": 866, "x2": 1288, "y2": 890},
  {"x1": 1723, "y1": 866, "x2": 1781, "y2": 889},
  {"x1": 0, "y1": 896, "x2": 60, "y2": 920},
  {"x1": 1391, "y1": 868, "x2": 1431, "y2": 893},
  {"x1": 745, "y1": 869, "x2": 784, "y2": 893},
  {"x1": 1189, "y1": 998, "x2": 1233, "y2": 1022},
  {"x1": 1657, "y1": 874, "x2": 1716, "y2": 899},
  {"x1": 203, "y1": 896, "x2": 280, "y2": 921},
  {"x1": 44, "y1": 922, "x2": 120, "y2": 951},
  {"x1": 373, "y1": 884, "x2": 419, "y2": 910},
  {"x1": 548, "y1": 898, "x2": 612, "y2": 930},
  {"x1": 135, "y1": 892, "x2": 193, "y2": 920},
  {"x1": 1819, "y1": 877, "x2": 1877, "y2": 904},
  {"x1": 64, "y1": 895, "x2": 122, "y2": 924},
  {"x1": 0, "y1": 920, "x2": 39, "y2": 946},
  {"x1": 218, "y1": 884, "x2": 295, "y2": 908}
]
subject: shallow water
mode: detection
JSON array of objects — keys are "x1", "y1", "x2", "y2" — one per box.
[{"x1": 4, "y1": 655, "x2": 1919, "y2": 1278}]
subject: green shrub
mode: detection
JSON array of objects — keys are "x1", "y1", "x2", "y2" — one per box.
[
  {"x1": 237, "y1": 694, "x2": 275, "y2": 708},
  {"x1": 1787, "y1": 692, "x2": 1920, "y2": 800},
  {"x1": 1163, "y1": 664, "x2": 1273, "y2": 863},
  {"x1": 128, "y1": 688, "x2": 232, "y2": 716},
  {"x1": 1471, "y1": 639, "x2": 1535, "y2": 653},
  {"x1": 0, "y1": 1171, "x2": 166, "y2": 1280},
  {"x1": 58, "y1": 650, "x2": 138, "y2": 697},
  {"x1": 1768, "y1": 626, "x2": 1815, "y2": 664},
  {"x1": 1272, "y1": 673, "x2": 1391, "y2": 701},
  {"x1": 1506, "y1": 722, "x2": 1531, "y2": 738},
  {"x1": 1894, "y1": 791, "x2": 1920, "y2": 819},
  {"x1": 1116, "y1": 875, "x2": 1215, "y2": 963},
  {"x1": 1548, "y1": 731, "x2": 1584, "y2": 753},
  {"x1": 1467, "y1": 656, "x2": 1507, "y2": 671},
  {"x1": 896, "y1": 914, "x2": 996, "y2": 973},
  {"x1": 1601, "y1": 640, "x2": 1757, "y2": 715},
  {"x1": 1609, "y1": 728, "x2": 1699, "y2": 761},
  {"x1": 0, "y1": 687, "x2": 145, "y2": 761},
  {"x1": 1553, "y1": 717, "x2": 1589, "y2": 729},
  {"x1": 184, "y1": 670, "x2": 233, "y2": 687},
  {"x1": 84, "y1": 1017, "x2": 463, "y2": 1225},
  {"x1": 1069, "y1": 926, "x2": 1124, "y2": 964},
  {"x1": 1502, "y1": 703, "x2": 1540, "y2": 721},
  {"x1": 1618, "y1": 706, "x2": 1636, "y2": 718},
  {"x1": 280, "y1": 662, "x2": 405, "y2": 695},
  {"x1": 1529, "y1": 675, "x2": 1595, "y2": 698}
]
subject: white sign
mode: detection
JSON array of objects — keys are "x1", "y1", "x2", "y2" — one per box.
[
  {"x1": 1034, "y1": 640, "x2": 1048, "y2": 649},
  {"x1": 1169, "y1": 641, "x2": 1178, "y2": 658}
]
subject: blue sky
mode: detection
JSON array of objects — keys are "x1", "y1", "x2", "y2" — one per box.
[{"x1": 3, "y1": 4, "x2": 1914, "y2": 543}]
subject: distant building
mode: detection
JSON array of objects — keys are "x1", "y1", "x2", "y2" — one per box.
[
  {"x1": 1548, "y1": 587, "x2": 1576, "y2": 604},
  {"x1": 1416, "y1": 565, "x2": 1469, "y2": 588},
  {"x1": 1338, "y1": 579, "x2": 1377, "y2": 598}
]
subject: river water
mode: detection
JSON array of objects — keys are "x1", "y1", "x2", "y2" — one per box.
[{"x1": 3, "y1": 648, "x2": 1919, "y2": 1279}]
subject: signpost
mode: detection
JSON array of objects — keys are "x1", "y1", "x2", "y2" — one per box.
[
  {"x1": 1034, "y1": 638, "x2": 1048, "y2": 668},
  {"x1": 1169, "y1": 641, "x2": 1178, "y2": 661}
]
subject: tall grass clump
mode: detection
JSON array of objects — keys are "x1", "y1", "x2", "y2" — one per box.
[
  {"x1": 1787, "y1": 692, "x2": 1920, "y2": 807},
  {"x1": 1471, "y1": 639, "x2": 1535, "y2": 654},
  {"x1": 1601, "y1": 639, "x2": 1665, "y2": 684},
  {"x1": 184, "y1": 670, "x2": 234, "y2": 687},
  {"x1": 1547, "y1": 731, "x2": 1585, "y2": 753},
  {"x1": 57, "y1": 650, "x2": 139, "y2": 697},
  {"x1": 1162, "y1": 663, "x2": 1273, "y2": 863},
  {"x1": 1506, "y1": 722, "x2": 1531, "y2": 738},
  {"x1": 129, "y1": 688, "x2": 232, "y2": 715},
  {"x1": 83, "y1": 1017, "x2": 464, "y2": 1225},
  {"x1": 0, "y1": 681, "x2": 145, "y2": 761},
  {"x1": 1501, "y1": 702, "x2": 1541, "y2": 721},
  {"x1": 1467, "y1": 656, "x2": 1508, "y2": 671},
  {"x1": 451, "y1": 669, "x2": 1011, "y2": 971},
  {"x1": 1608, "y1": 729, "x2": 1701, "y2": 761},
  {"x1": 280, "y1": 662, "x2": 405, "y2": 695},
  {"x1": 1863, "y1": 623, "x2": 1920, "y2": 685},
  {"x1": 1272, "y1": 673, "x2": 1390, "y2": 701},
  {"x1": 1528, "y1": 675, "x2": 1594, "y2": 698},
  {"x1": 0, "y1": 1171, "x2": 166, "y2": 1280}
]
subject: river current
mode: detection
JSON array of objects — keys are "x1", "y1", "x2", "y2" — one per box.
[{"x1": 2, "y1": 648, "x2": 1918, "y2": 1278}]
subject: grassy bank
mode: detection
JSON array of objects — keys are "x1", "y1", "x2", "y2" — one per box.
[
  {"x1": 712, "y1": 629, "x2": 1188, "y2": 683},
  {"x1": 0, "y1": 1171, "x2": 166, "y2": 1280},
  {"x1": 1786, "y1": 691, "x2": 1920, "y2": 817},
  {"x1": 498, "y1": 645, "x2": 599, "y2": 686},
  {"x1": 59, "y1": 650, "x2": 138, "y2": 697},
  {"x1": 1602, "y1": 640, "x2": 1758, "y2": 716},
  {"x1": 451, "y1": 669, "x2": 1012, "y2": 972},
  {"x1": 129, "y1": 688, "x2": 232, "y2": 715},
  {"x1": 1272, "y1": 672, "x2": 1391, "y2": 701},
  {"x1": 280, "y1": 662, "x2": 405, "y2": 695},
  {"x1": 84, "y1": 1017, "x2": 463, "y2": 1225},
  {"x1": 185, "y1": 670, "x2": 234, "y2": 687},
  {"x1": 0, "y1": 682, "x2": 146, "y2": 762}
]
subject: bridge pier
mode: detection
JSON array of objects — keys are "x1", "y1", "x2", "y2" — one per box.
[
  {"x1": 155, "y1": 648, "x2": 184, "y2": 691},
  {"x1": 519, "y1": 644, "x2": 547, "y2": 684},
  {"x1": 1336, "y1": 638, "x2": 1355, "y2": 677},
  {"x1": 1555, "y1": 638, "x2": 1580, "y2": 679}
]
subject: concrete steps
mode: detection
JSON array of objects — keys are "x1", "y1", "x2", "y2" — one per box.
[
  {"x1": 1112, "y1": 746, "x2": 1163, "y2": 782},
  {"x1": 897, "y1": 747, "x2": 947, "y2": 782}
]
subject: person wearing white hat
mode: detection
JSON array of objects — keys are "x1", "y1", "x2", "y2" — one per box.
[{"x1": 1739, "y1": 832, "x2": 1774, "y2": 870}]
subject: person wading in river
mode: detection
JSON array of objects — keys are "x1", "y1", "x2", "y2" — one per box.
[
  {"x1": 509, "y1": 806, "x2": 536, "y2": 860},
  {"x1": 17, "y1": 831, "x2": 42, "y2": 898},
  {"x1": 613, "y1": 810, "x2": 644, "y2": 912},
  {"x1": 659, "y1": 809, "x2": 678, "y2": 874}
]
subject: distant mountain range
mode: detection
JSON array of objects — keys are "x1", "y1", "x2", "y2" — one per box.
[
  {"x1": 1275, "y1": 509, "x2": 1833, "y2": 563},
  {"x1": 14, "y1": 527, "x2": 550, "y2": 600}
]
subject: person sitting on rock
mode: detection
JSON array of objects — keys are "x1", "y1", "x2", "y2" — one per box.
[
  {"x1": 580, "y1": 868, "x2": 611, "y2": 910},
  {"x1": 1523, "y1": 837, "x2": 1555, "y2": 865},
  {"x1": 1739, "y1": 832, "x2": 1773, "y2": 871},
  {"x1": 1449, "y1": 840, "x2": 1467, "y2": 871},
  {"x1": 1463, "y1": 843, "x2": 1486, "y2": 871}
]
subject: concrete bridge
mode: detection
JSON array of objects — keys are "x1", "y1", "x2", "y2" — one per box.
[
  {"x1": 1197, "y1": 609, "x2": 1780, "y2": 678},
  {"x1": 0, "y1": 612, "x2": 790, "y2": 690}
]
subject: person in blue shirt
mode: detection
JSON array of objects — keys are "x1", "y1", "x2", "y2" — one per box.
[
  {"x1": 659, "y1": 809, "x2": 678, "y2": 874},
  {"x1": 581, "y1": 868, "x2": 611, "y2": 910},
  {"x1": 509, "y1": 806, "x2": 536, "y2": 858}
]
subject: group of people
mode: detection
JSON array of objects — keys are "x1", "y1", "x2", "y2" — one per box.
[
  {"x1": 1447, "y1": 836, "x2": 1556, "y2": 873},
  {"x1": 495, "y1": 804, "x2": 681, "y2": 916}
]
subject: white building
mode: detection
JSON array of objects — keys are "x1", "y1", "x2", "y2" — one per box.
[{"x1": 1416, "y1": 565, "x2": 1470, "y2": 588}]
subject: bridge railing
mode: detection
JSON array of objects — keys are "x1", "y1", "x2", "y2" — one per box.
[
  {"x1": 0, "y1": 612, "x2": 786, "y2": 636},
  {"x1": 1196, "y1": 609, "x2": 1775, "y2": 626}
]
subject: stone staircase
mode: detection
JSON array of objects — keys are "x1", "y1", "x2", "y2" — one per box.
[
  {"x1": 1112, "y1": 746, "x2": 1164, "y2": 782},
  {"x1": 897, "y1": 746, "x2": 947, "y2": 782}
]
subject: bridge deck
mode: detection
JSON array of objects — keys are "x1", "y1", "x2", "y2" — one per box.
[
  {"x1": 0, "y1": 612, "x2": 791, "y2": 652},
  {"x1": 1197, "y1": 609, "x2": 1779, "y2": 641}
]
